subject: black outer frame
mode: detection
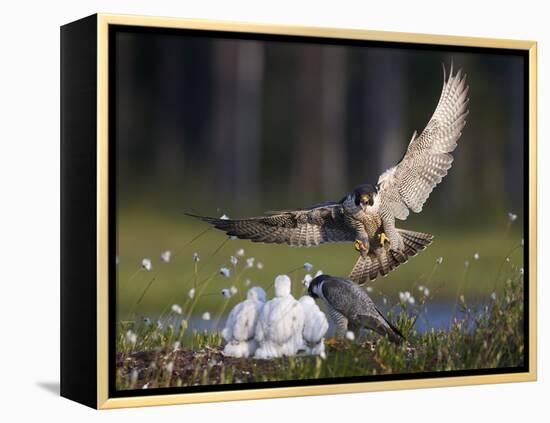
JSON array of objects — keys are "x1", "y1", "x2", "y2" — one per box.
[
  {"x1": 60, "y1": 14, "x2": 98, "y2": 408},
  {"x1": 60, "y1": 15, "x2": 531, "y2": 409}
]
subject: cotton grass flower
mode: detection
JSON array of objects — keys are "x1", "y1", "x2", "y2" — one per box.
[
  {"x1": 423, "y1": 287, "x2": 430, "y2": 297},
  {"x1": 399, "y1": 291, "x2": 411, "y2": 302},
  {"x1": 508, "y1": 212, "x2": 518, "y2": 222},
  {"x1": 304, "y1": 262, "x2": 313, "y2": 272},
  {"x1": 519, "y1": 267, "x2": 524, "y2": 276},
  {"x1": 220, "y1": 267, "x2": 231, "y2": 278},
  {"x1": 244, "y1": 278, "x2": 251, "y2": 287},
  {"x1": 490, "y1": 292, "x2": 497, "y2": 301},
  {"x1": 473, "y1": 252, "x2": 480, "y2": 260},
  {"x1": 436, "y1": 257, "x2": 443, "y2": 265},
  {"x1": 160, "y1": 250, "x2": 172, "y2": 263},
  {"x1": 230, "y1": 286, "x2": 238, "y2": 295},
  {"x1": 230, "y1": 256, "x2": 238, "y2": 265},
  {"x1": 236, "y1": 248, "x2": 245, "y2": 257},
  {"x1": 171, "y1": 304, "x2": 183, "y2": 315},
  {"x1": 202, "y1": 312, "x2": 211, "y2": 321},
  {"x1": 188, "y1": 288, "x2": 196, "y2": 300},
  {"x1": 220, "y1": 214, "x2": 230, "y2": 220},
  {"x1": 246, "y1": 257, "x2": 255, "y2": 268},
  {"x1": 192, "y1": 252, "x2": 200, "y2": 262},
  {"x1": 141, "y1": 258, "x2": 152, "y2": 271},
  {"x1": 366, "y1": 286, "x2": 373, "y2": 293},
  {"x1": 345, "y1": 331, "x2": 355, "y2": 341},
  {"x1": 125, "y1": 330, "x2": 137, "y2": 345},
  {"x1": 464, "y1": 260, "x2": 470, "y2": 268},
  {"x1": 256, "y1": 262, "x2": 264, "y2": 270}
]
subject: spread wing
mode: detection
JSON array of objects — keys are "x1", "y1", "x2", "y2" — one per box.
[
  {"x1": 377, "y1": 64, "x2": 469, "y2": 220},
  {"x1": 187, "y1": 202, "x2": 356, "y2": 247}
]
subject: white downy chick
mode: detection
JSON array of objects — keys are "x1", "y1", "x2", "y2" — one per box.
[
  {"x1": 254, "y1": 275, "x2": 305, "y2": 359},
  {"x1": 299, "y1": 296, "x2": 329, "y2": 356},
  {"x1": 222, "y1": 287, "x2": 266, "y2": 358}
]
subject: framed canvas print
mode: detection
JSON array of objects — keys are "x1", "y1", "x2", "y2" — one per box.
[{"x1": 60, "y1": 13, "x2": 537, "y2": 409}]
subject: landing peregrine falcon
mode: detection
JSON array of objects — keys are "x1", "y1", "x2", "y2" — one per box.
[{"x1": 189, "y1": 65, "x2": 468, "y2": 284}]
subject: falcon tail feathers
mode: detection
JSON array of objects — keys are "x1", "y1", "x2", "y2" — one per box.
[{"x1": 349, "y1": 229, "x2": 433, "y2": 285}]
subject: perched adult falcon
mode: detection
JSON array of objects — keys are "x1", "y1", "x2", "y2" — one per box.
[
  {"x1": 308, "y1": 274, "x2": 404, "y2": 344},
  {"x1": 189, "y1": 65, "x2": 468, "y2": 284}
]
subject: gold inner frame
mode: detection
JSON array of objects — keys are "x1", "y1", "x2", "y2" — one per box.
[{"x1": 96, "y1": 13, "x2": 537, "y2": 409}]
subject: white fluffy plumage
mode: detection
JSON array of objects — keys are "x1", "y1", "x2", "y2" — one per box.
[
  {"x1": 299, "y1": 296, "x2": 329, "y2": 356},
  {"x1": 254, "y1": 275, "x2": 305, "y2": 359},
  {"x1": 222, "y1": 287, "x2": 266, "y2": 358}
]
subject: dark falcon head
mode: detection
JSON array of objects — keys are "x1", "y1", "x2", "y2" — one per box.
[
  {"x1": 352, "y1": 184, "x2": 378, "y2": 208},
  {"x1": 308, "y1": 274, "x2": 331, "y2": 299}
]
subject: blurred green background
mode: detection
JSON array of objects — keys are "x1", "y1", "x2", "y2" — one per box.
[{"x1": 114, "y1": 30, "x2": 525, "y2": 323}]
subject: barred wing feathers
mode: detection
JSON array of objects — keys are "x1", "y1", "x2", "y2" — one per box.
[
  {"x1": 378, "y1": 65, "x2": 469, "y2": 221},
  {"x1": 187, "y1": 203, "x2": 356, "y2": 247}
]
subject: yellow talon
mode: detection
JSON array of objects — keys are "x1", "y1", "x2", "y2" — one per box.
[
  {"x1": 354, "y1": 240, "x2": 367, "y2": 252},
  {"x1": 379, "y1": 232, "x2": 390, "y2": 246}
]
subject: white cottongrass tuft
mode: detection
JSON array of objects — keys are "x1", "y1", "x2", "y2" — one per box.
[
  {"x1": 473, "y1": 252, "x2": 480, "y2": 260},
  {"x1": 508, "y1": 212, "x2": 518, "y2": 222},
  {"x1": 246, "y1": 257, "x2": 255, "y2": 268},
  {"x1": 399, "y1": 291, "x2": 411, "y2": 302},
  {"x1": 408, "y1": 296, "x2": 415, "y2": 305},
  {"x1": 160, "y1": 250, "x2": 172, "y2": 263},
  {"x1": 202, "y1": 312, "x2": 211, "y2": 321},
  {"x1": 423, "y1": 287, "x2": 430, "y2": 297},
  {"x1": 314, "y1": 270, "x2": 324, "y2": 277},
  {"x1": 236, "y1": 248, "x2": 245, "y2": 257},
  {"x1": 256, "y1": 262, "x2": 264, "y2": 270},
  {"x1": 220, "y1": 267, "x2": 231, "y2": 278},
  {"x1": 521, "y1": 238, "x2": 524, "y2": 247},
  {"x1": 192, "y1": 252, "x2": 200, "y2": 262},
  {"x1": 519, "y1": 267, "x2": 524, "y2": 276},
  {"x1": 244, "y1": 278, "x2": 251, "y2": 286},
  {"x1": 304, "y1": 262, "x2": 313, "y2": 272},
  {"x1": 230, "y1": 286, "x2": 238, "y2": 295},
  {"x1": 464, "y1": 260, "x2": 470, "y2": 268},
  {"x1": 418, "y1": 285, "x2": 425, "y2": 292},
  {"x1": 171, "y1": 304, "x2": 183, "y2": 315},
  {"x1": 188, "y1": 288, "x2": 196, "y2": 300},
  {"x1": 220, "y1": 214, "x2": 230, "y2": 220},
  {"x1": 345, "y1": 331, "x2": 355, "y2": 341},
  {"x1": 436, "y1": 257, "x2": 443, "y2": 265},
  {"x1": 366, "y1": 286, "x2": 373, "y2": 293},
  {"x1": 230, "y1": 256, "x2": 238, "y2": 265},
  {"x1": 126, "y1": 330, "x2": 137, "y2": 345},
  {"x1": 141, "y1": 258, "x2": 152, "y2": 271},
  {"x1": 490, "y1": 292, "x2": 497, "y2": 301}
]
